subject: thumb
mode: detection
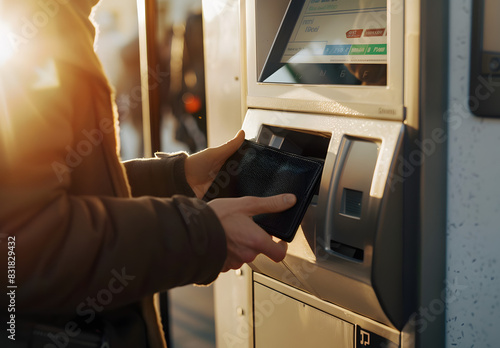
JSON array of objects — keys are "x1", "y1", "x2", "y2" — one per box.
[
  {"x1": 244, "y1": 194, "x2": 297, "y2": 216},
  {"x1": 211, "y1": 130, "x2": 245, "y2": 161}
]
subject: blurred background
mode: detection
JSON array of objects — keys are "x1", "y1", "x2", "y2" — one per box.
[
  {"x1": 94, "y1": 0, "x2": 208, "y2": 160},
  {"x1": 93, "y1": 0, "x2": 214, "y2": 347}
]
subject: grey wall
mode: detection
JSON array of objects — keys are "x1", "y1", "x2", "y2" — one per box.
[{"x1": 446, "y1": 1, "x2": 500, "y2": 347}]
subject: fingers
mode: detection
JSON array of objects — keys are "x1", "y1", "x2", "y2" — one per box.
[
  {"x1": 209, "y1": 193, "x2": 295, "y2": 273},
  {"x1": 209, "y1": 194, "x2": 296, "y2": 219},
  {"x1": 222, "y1": 242, "x2": 287, "y2": 272},
  {"x1": 184, "y1": 130, "x2": 246, "y2": 198},
  {"x1": 222, "y1": 258, "x2": 244, "y2": 272},
  {"x1": 226, "y1": 129, "x2": 245, "y2": 148},
  {"x1": 243, "y1": 194, "x2": 297, "y2": 216},
  {"x1": 258, "y1": 236, "x2": 288, "y2": 263},
  {"x1": 211, "y1": 130, "x2": 245, "y2": 162},
  {"x1": 221, "y1": 229, "x2": 288, "y2": 272}
]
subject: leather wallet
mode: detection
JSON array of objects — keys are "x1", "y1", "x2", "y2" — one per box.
[{"x1": 203, "y1": 140, "x2": 324, "y2": 242}]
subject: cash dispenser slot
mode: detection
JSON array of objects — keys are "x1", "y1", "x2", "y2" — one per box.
[
  {"x1": 256, "y1": 124, "x2": 330, "y2": 159},
  {"x1": 328, "y1": 137, "x2": 380, "y2": 262}
]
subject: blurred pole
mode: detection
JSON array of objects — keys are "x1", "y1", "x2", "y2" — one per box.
[
  {"x1": 137, "y1": 1, "x2": 170, "y2": 346},
  {"x1": 137, "y1": 0, "x2": 161, "y2": 156}
]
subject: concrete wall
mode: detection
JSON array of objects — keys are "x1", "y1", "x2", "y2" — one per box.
[{"x1": 446, "y1": 1, "x2": 500, "y2": 347}]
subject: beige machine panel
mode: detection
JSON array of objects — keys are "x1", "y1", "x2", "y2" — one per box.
[
  {"x1": 254, "y1": 283, "x2": 354, "y2": 348},
  {"x1": 254, "y1": 273, "x2": 401, "y2": 348},
  {"x1": 203, "y1": 0, "x2": 423, "y2": 346},
  {"x1": 246, "y1": 0, "x2": 405, "y2": 120}
]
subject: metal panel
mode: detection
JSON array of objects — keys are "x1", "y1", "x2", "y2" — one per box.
[
  {"x1": 202, "y1": 0, "x2": 244, "y2": 147},
  {"x1": 254, "y1": 273, "x2": 401, "y2": 346},
  {"x1": 417, "y1": 0, "x2": 449, "y2": 346},
  {"x1": 243, "y1": 109, "x2": 406, "y2": 329},
  {"x1": 214, "y1": 266, "x2": 254, "y2": 348},
  {"x1": 254, "y1": 282, "x2": 354, "y2": 348},
  {"x1": 202, "y1": 1, "x2": 252, "y2": 347}
]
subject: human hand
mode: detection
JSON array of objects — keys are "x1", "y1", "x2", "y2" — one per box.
[
  {"x1": 185, "y1": 130, "x2": 245, "y2": 199},
  {"x1": 208, "y1": 194, "x2": 297, "y2": 271}
]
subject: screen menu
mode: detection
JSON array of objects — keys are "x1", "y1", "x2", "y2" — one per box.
[{"x1": 260, "y1": 0, "x2": 388, "y2": 86}]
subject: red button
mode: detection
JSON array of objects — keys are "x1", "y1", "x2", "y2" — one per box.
[
  {"x1": 364, "y1": 28, "x2": 385, "y2": 37},
  {"x1": 346, "y1": 29, "x2": 363, "y2": 38}
]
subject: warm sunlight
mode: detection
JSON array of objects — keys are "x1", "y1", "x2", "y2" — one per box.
[{"x1": 0, "y1": 22, "x2": 16, "y2": 66}]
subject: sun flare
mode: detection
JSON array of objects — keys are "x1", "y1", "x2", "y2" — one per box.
[{"x1": 0, "y1": 22, "x2": 16, "y2": 66}]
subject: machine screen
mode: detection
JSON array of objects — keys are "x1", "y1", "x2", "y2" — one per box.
[{"x1": 259, "y1": 0, "x2": 388, "y2": 85}]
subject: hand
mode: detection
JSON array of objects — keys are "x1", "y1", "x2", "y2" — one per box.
[
  {"x1": 185, "y1": 130, "x2": 245, "y2": 199},
  {"x1": 208, "y1": 194, "x2": 297, "y2": 271}
]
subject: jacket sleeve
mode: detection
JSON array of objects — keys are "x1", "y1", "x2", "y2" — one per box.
[
  {"x1": 122, "y1": 153, "x2": 196, "y2": 198},
  {"x1": 0, "y1": 60, "x2": 226, "y2": 316}
]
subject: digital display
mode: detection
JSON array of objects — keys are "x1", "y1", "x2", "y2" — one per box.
[
  {"x1": 481, "y1": 0, "x2": 500, "y2": 75},
  {"x1": 260, "y1": 0, "x2": 388, "y2": 86},
  {"x1": 469, "y1": 0, "x2": 500, "y2": 117},
  {"x1": 482, "y1": 0, "x2": 500, "y2": 54}
]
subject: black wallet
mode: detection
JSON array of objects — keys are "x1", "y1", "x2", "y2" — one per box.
[{"x1": 203, "y1": 140, "x2": 324, "y2": 242}]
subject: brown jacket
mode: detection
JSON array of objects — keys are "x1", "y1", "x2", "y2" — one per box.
[{"x1": 0, "y1": 1, "x2": 226, "y2": 347}]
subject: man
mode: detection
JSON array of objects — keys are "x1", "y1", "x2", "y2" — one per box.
[{"x1": 0, "y1": 1, "x2": 294, "y2": 346}]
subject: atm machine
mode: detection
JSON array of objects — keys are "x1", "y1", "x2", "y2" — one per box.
[{"x1": 202, "y1": 0, "x2": 448, "y2": 347}]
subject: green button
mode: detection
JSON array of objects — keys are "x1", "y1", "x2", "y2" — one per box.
[
  {"x1": 349, "y1": 45, "x2": 367, "y2": 55},
  {"x1": 366, "y1": 44, "x2": 387, "y2": 55}
]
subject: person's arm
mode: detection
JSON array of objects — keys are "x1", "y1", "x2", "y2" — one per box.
[
  {"x1": 0, "y1": 60, "x2": 293, "y2": 318},
  {"x1": 123, "y1": 130, "x2": 246, "y2": 199},
  {"x1": 123, "y1": 153, "x2": 196, "y2": 198},
  {"x1": 0, "y1": 0, "x2": 293, "y2": 322},
  {"x1": 0, "y1": 60, "x2": 226, "y2": 316}
]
